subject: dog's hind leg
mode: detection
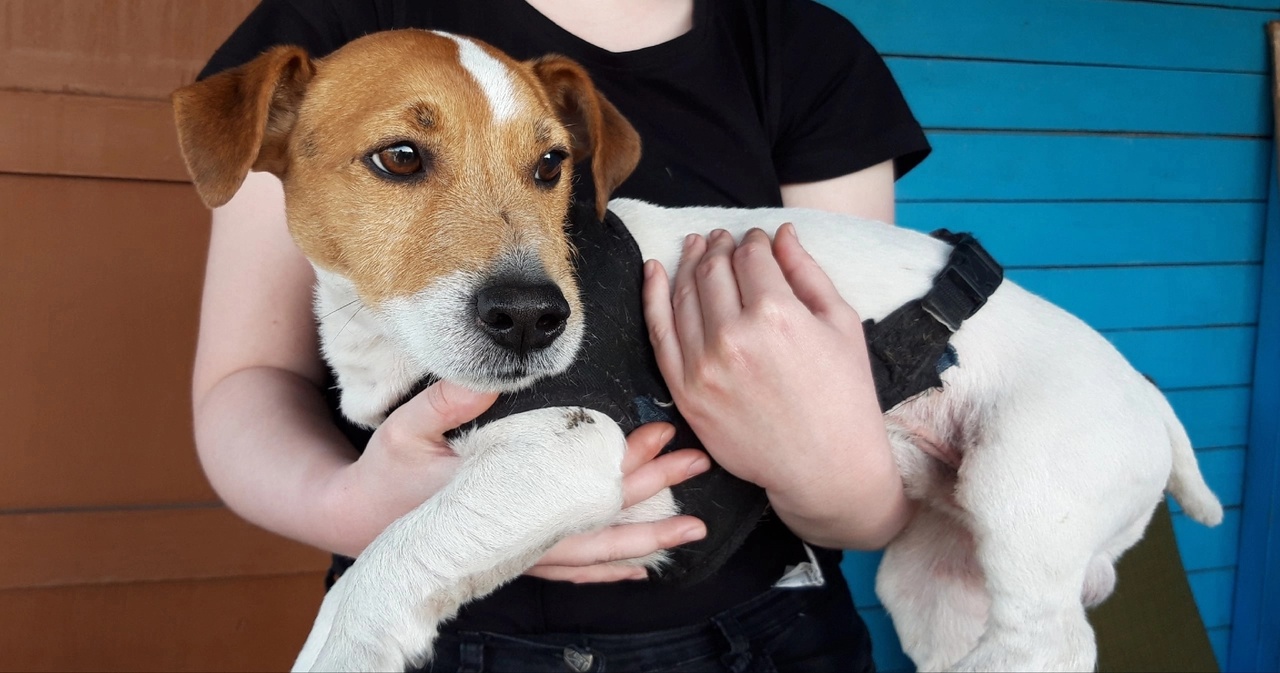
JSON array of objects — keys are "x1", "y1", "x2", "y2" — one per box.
[
  {"x1": 945, "y1": 447, "x2": 1106, "y2": 672},
  {"x1": 877, "y1": 505, "x2": 990, "y2": 672}
]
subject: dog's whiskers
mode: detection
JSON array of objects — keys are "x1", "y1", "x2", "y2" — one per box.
[
  {"x1": 320, "y1": 298, "x2": 361, "y2": 322},
  {"x1": 334, "y1": 305, "x2": 365, "y2": 341}
]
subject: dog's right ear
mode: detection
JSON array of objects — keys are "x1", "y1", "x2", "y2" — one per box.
[{"x1": 171, "y1": 46, "x2": 314, "y2": 208}]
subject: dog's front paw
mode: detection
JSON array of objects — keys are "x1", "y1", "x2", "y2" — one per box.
[
  {"x1": 604, "y1": 487, "x2": 679, "y2": 571},
  {"x1": 453, "y1": 406, "x2": 627, "y2": 534}
]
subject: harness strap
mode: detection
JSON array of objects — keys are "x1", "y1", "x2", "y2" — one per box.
[{"x1": 863, "y1": 230, "x2": 1004, "y2": 412}]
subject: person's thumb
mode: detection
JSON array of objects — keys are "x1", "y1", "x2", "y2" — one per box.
[{"x1": 389, "y1": 380, "x2": 499, "y2": 442}]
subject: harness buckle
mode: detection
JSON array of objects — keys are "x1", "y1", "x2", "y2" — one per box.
[{"x1": 921, "y1": 230, "x2": 1004, "y2": 332}]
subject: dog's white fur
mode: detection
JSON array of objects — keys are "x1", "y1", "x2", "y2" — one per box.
[
  {"x1": 309, "y1": 198, "x2": 1223, "y2": 673},
  {"x1": 171, "y1": 30, "x2": 1222, "y2": 673}
]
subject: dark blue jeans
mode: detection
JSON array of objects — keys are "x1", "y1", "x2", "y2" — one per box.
[{"x1": 416, "y1": 584, "x2": 873, "y2": 673}]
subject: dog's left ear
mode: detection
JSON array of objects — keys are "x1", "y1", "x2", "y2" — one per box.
[{"x1": 531, "y1": 57, "x2": 642, "y2": 220}]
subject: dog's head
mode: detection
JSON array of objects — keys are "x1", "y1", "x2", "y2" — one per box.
[{"x1": 172, "y1": 30, "x2": 641, "y2": 399}]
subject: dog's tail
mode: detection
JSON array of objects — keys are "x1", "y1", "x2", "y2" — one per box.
[{"x1": 1157, "y1": 385, "x2": 1224, "y2": 527}]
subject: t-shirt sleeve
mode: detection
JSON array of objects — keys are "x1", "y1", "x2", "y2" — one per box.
[
  {"x1": 770, "y1": 1, "x2": 930, "y2": 183},
  {"x1": 197, "y1": 0, "x2": 376, "y2": 80}
]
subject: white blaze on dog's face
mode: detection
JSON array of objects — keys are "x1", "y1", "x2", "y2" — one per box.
[
  {"x1": 172, "y1": 30, "x2": 641, "y2": 396},
  {"x1": 286, "y1": 32, "x2": 583, "y2": 390}
]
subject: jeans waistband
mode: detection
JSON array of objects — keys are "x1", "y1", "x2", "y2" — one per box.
[{"x1": 433, "y1": 585, "x2": 828, "y2": 673}]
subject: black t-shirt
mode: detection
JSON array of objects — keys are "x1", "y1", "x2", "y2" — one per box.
[{"x1": 200, "y1": 0, "x2": 930, "y2": 635}]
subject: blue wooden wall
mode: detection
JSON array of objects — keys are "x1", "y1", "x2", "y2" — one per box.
[{"x1": 819, "y1": 1, "x2": 1279, "y2": 670}]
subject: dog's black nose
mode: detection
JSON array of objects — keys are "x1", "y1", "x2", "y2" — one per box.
[{"x1": 475, "y1": 283, "x2": 571, "y2": 356}]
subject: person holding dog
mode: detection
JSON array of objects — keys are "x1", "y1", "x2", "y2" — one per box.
[{"x1": 191, "y1": 0, "x2": 929, "y2": 670}]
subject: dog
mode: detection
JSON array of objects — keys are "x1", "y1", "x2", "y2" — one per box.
[{"x1": 172, "y1": 29, "x2": 1223, "y2": 672}]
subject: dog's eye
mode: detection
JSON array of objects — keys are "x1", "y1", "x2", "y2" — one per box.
[
  {"x1": 534, "y1": 151, "x2": 567, "y2": 187},
  {"x1": 370, "y1": 144, "x2": 424, "y2": 177}
]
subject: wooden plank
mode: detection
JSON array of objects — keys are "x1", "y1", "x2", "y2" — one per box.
[
  {"x1": 0, "y1": 174, "x2": 215, "y2": 510},
  {"x1": 899, "y1": 133, "x2": 1272, "y2": 202},
  {"x1": 829, "y1": 0, "x2": 1273, "y2": 73},
  {"x1": 1010, "y1": 265, "x2": 1260, "y2": 331},
  {"x1": 0, "y1": 90, "x2": 187, "y2": 181},
  {"x1": 1188, "y1": 568, "x2": 1237, "y2": 630},
  {"x1": 1169, "y1": 447, "x2": 1247, "y2": 515},
  {"x1": 898, "y1": 202, "x2": 1266, "y2": 268},
  {"x1": 888, "y1": 58, "x2": 1270, "y2": 136},
  {"x1": 1174, "y1": 508, "x2": 1242, "y2": 571},
  {"x1": 0, "y1": 573, "x2": 324, "y2": 672},
  {"x1": 858, "y1": 605, "x2": 914, "y2": 673},
  {"x1": 0, "y1": 507, "x2": 329, "y2": 590},
  {"x1": 0, "y1": 0, "x2": 257, "y2": 100},
  {"x1": 1167, "y1": 387, "x2": 1252, "y2": 449},
  {"x1": 1230, "y1": 61, "x2": 1280, "y2": 671},
  {"x1": 1170, "y1": 448, "x2": 1248, "y2": 513},
  {"x1": 841, "y1": 549, "x2": 883, "y2": 610},
  {"x1": 1107, "y1": 327, "x2": 1256, "y2": 390},
  {"x1": 1156, "y1": 0, "x2": 1280, "y2": 11},
  {"x1": 1209, "y1": 626, "x2": 1231, "y2": 670}
]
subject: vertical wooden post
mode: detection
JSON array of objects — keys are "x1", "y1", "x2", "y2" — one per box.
[{"x1": 1226, "y1": 21, "x2": 1280, "y2": 673}]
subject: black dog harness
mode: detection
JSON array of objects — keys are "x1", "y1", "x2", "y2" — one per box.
[
  {"x1": 328, "y1": 203, "x2": 1003, "y2": 587},
  {"x1": 863, "y1": 229, "x2": 1004, "y2": 412}
]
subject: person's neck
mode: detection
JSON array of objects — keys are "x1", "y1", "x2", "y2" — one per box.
[{"x1": 522, "y1": 0, "x2": 695, "y2": 53}]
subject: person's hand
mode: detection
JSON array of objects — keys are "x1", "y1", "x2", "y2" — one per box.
[
  {"x1": 525, "y1": 422, "x2": 710, "y2": 583},
  {"x1": 325, "y1": 380, "x2": 499, "y2": 556},
  {"x1": 642, "y1": 225, "x2": 909, "y2": 548}
]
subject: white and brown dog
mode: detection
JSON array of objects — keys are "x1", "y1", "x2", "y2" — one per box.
[{"x1": 172, "y1": 29, "x2": 1222, "y2": 673}]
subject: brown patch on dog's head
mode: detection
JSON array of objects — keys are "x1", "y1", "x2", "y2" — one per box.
[{"x1": 171, "y1": 31, "x2": 641, "y2": 312}]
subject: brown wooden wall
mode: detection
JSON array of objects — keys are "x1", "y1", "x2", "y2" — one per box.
[{"x1": 0, "y1": 2, "x2": 329, "y2": 670}]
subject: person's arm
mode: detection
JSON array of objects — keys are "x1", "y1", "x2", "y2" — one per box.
[
  {"x1": 193, "y1": 172, "x2": 708, "y2": 565},
  {"x1": 642, "y1": 162, "x2": 913, "y2": 551},
  {"x1": 191, "y1": 172, "x2": 486, "y2": 557},
  {"x1": 779, "y1": 159, "x2": 897, "y2": 224}
]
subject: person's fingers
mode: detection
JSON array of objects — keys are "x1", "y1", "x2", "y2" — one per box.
[
  {"x1": 772, "y1": 222, "x2": 849, "y2": 319},
  {"x1": 525, "y1": 563, "x2": 648, "y2": 583},
  {"x1": 622, "y1": 422, "x2": 675, "y2": 474},
  {"x1": 671, "y1": 234, "x2": 708, "y2": 367},
  {"x1": 730, "y1": 228, "x2": 791, "y2": 308},
  {"x1": 643, "y1": 259, "x2": 687, "y2": 390},
  {"x1": 693, "y1": 229, "x2": 744, "y2": 335},
  {"x1": 623, "y1": 448, "x2": 710, "y2": 508},
  {"x1": 383, "y1": 379, "x2": 498, "y2": 443},
  {"x1": 534, "y1": 516, "x2": 706, "y2": 568}
]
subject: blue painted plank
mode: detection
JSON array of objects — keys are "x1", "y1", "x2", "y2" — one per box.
[
  {"x1": 899, "y1": 134, "x2": 1272, "y2": 202},
  {"x1": 1107, "y1": 327, "x2": 1256, "y2": 390},
  {"x1": 1209, "y1": 626, "x2": 1231, "y2": 670},
  {"x1": 859, "y1": 606, "x2": 915, "y2": 673},
  {"x1": 1157, "y1": 0, "x2": 1279, "y2": 11},
  {"x1": 887, "y1": 58, "x2": 1270, "y2": 136},
  {"x1": 842, "y1": 549, "x2": 884, "y2": 610},
  {"x1": 1170, "y1": 447, "x2": 1248, "y2": 513},
  {"x1": 1229, "y1": 151, "x2": 1280, "y2": 673},
  {"x1": 826, "y1": 0, "x2": 1274, "y2": 73},
  {"x1": 1173, "y1": 508, "x2": 1242, "y2": 571},
  {"x1": 897, "y1": 202, "x2": 1266, "y2": 267},
  {"x1": 1188, "y1": 568, "x2": 1237, "y2": 629},
  {"x1": 1167, "y1": 387, "x2": 1252, "y2": 449},
  {"x1": 1010, "y1": 265, "x2": 1261, "y2": 331}
]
